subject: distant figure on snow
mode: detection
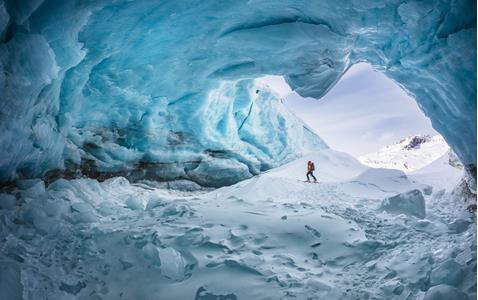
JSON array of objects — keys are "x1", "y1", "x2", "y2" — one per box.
[{"x1": 306, "y1": 161, "x2": 317, "y2": 182}]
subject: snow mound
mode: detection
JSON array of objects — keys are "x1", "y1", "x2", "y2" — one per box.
[
  {"x1": 409, "y1": 150, "x2": 464, "y2": 189},
  {"x1": 380, "y1": 189, "x2": 426, "y2": 218},
  {"x1": 267, "y1": 149, "x2": 367, "y2": 182},
  {"x1": 343, "y1": 168, "x2": 429, "y2": 198}
]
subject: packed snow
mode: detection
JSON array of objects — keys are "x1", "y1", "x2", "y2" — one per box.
[
  {"x1": 359, "y1": 135, "x2": 450, "y2": 172},
  {"x1": 0, "y1": 148, "x2": 475, "y2": 299},
  {"x1": 0, "y1": 0, "x2": 476, "y2": 185}
]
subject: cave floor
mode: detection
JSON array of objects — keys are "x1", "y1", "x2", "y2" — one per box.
[{"x1": 0, "y1": 151, "x2": 476, "y2": 300}]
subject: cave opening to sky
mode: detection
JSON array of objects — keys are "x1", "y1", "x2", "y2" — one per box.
[{"x1": 257, "y1": 62, "x2": 444, "y2": 158}]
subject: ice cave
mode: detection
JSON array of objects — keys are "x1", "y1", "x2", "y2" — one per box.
[{"x1": 0, "y1": 0, "x2": 476, "y2": 299}]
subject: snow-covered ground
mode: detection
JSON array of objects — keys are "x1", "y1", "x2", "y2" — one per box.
[
  {"x1": 0, "y1": 149, "x2": 475, "y2": 300},
  {"x1": 359, "y1": 135, "x2": 450, "y2": 172}
]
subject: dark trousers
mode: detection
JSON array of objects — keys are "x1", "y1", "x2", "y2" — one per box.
[{"x1": 307, "y1": 171, "x2": 317, "y2": 181}]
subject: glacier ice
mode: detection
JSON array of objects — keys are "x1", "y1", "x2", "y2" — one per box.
[
  {"x1": 0, "y1": 261, "x2": 23, "y2": 300},
  {"x1": 424, "y1": 284, "x2": 468, "y2": 300},
  {"x1": 429, "y1": 259, "x2": 465, "y2": 287},
  {"x1": 0, "y1": 0, "x2": 476, "y2": 186},
  {"x1": 380, "y1": 189, "x2": 426, "y2": 218}
]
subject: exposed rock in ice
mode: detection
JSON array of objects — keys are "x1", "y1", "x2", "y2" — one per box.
[{"x1": 380, "y1": 189, "x2": 426, "y2": 218}]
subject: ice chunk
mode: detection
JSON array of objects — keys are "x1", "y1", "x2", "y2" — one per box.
[
  {"x1": 125, "y1": 196, "x2": 147, "y2": 210},
  {"x1": 142, "y1": 243, "x2": 161, "y2": 266},
  {"x1": 0, "y1": 193, "x2": 16, "y2": 209},
  {"x1": 69, "y1": 202, "x2": 97, "y2": 223},
  {"x1": 448, "y1": 219, "x2": 471, "y2": 234},
  {"x1": 59, "y1": 281, "x2": 86, "y2": 295},
  {"x1": 430, "y1": 260, "x2": 465, "y2": 287},
  {"x1": 380, "y1": 189, "x2": 426, "y2": 218},
  {"x1": 0, "y1": 262, "x2": 23, "y2": 300},
  {"x1": 176, "y1": 228, "x2": 206, "y2": 247},
  {"x1": 0, "y1": 3, "x2": 9, "y2": 37},
  {"x1": 195, "y1": 286, "x2": 238, "y2": 300},
  {"x1": 158, "y1": 247, "x2": 189, "y2": 281},
  {"x1": 166, "y1": 180, "x2": 205, "y2": 191},
  {"x1": 424, "y1": 284, "x2": 468, "y2": 300},
  {"x1": 146, "y1": 198, "x2": 164, "y2": 210},
  {"x1": 307, "y1": 279, "x2": 332, "y2": 291},
  {"x1": 17, "y1": 179, "x2": 45, "y2": 198},
  {"x1": 188, "y1": 158, "x2": 253, "y2": 187}
]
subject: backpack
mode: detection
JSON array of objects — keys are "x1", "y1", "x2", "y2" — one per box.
[{"x1": 311, "y1": 163, "x2": 315, "y2": 171}]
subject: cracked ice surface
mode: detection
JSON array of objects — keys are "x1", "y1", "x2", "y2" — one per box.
[{"x1": 0, "y1": 0, "x2": 476, "y2": 185}]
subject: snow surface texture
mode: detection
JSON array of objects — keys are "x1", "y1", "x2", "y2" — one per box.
[
  {"x1": 359, "y1": 135, "x2": 450, "y2": 172},
  {"x1": 0, "y1": 0, "x2": 476, "y2": 185},
  {"x1": 0, "y1": 149, "x2": 475, "y2": 299}
]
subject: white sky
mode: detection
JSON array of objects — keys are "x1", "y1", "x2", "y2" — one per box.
[{"x1": 257, "y1": 63, "x2": 438, "y2": 157}]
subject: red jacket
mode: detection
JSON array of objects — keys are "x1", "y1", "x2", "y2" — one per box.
[{"x1": 307, "y1": 162, "x2": 315, "y2": 172}]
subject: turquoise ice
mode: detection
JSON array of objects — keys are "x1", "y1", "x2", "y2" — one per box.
[{"x1": 0, "y1": 0, "x2": 475, "y2": 186}]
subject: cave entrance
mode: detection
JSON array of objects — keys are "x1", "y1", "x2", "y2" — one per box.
[{"x1": 257, "y1": 62, "x2": 451, "y2": 173}]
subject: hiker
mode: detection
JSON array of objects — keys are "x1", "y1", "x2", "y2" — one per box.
[{"x1": 306, "y1": 161, "x2": 317, "y2": 182}]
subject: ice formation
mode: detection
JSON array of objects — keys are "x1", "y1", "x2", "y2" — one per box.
[
  {"x1": 0, "y1": 0, "x2": 476, "y2": 186},
  {"x1": 380, "y1": 189, "x2": 426, "y2": 218}
]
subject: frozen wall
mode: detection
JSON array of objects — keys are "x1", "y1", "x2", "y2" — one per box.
[{"x1": 0, "y1": 0, "x2": 475, "y2": 185}]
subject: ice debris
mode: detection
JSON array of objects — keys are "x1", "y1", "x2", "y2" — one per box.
[{"x1": 380, "y1": 189, "x2": 426, "y2": 218}]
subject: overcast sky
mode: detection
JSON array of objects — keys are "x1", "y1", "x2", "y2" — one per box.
[{"x1": 257, "y1": 63, "x2": 438, "y2": 157}]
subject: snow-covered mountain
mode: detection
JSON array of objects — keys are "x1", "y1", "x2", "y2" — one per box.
[{"x1": 359, "y1": 135, "x2": 451, "y2": 172}]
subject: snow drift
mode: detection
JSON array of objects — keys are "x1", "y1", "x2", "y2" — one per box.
[{"x1": 0, "y1": 0, "x2": 476, "y2": 186}]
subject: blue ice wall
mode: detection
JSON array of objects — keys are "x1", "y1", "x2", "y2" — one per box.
[{"x1": 0, "y1": 0, "x2": 475, "y2": 184}]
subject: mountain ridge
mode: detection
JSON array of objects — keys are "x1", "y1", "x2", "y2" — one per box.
[{"x1": 359, "y1": 134, "x2": 451, "y2": 173}]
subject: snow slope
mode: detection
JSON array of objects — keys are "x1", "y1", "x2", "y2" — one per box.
[
  {"x1": 0, "y1": 149, "x2": 474, "y2": 300},
  {"x1": 409, "y1": 150, "x2": 464, "y2": 190},
  {"x1": 359, "y1": 135, "x2": 450, "y2": 172}
]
